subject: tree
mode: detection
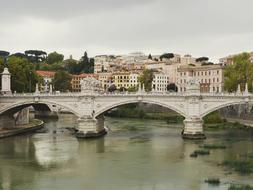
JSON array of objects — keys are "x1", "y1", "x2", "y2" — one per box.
[
  {"x1": 47, "y1": 51, "x2": 64, "y2": 64},
  {"x1": 196, "y1": 57, "x2": 209, "y2": 62},
  {"x1": 224, "y1": 52, "x2": 253, "y2": 92},
  {"x1": 167, "y1": 83, "x2": 178, "y2": 92},
  {"x1": 64, "y1": 58, "x2": 79, "y2": 74},
  {"x1": 11, "y1": 52, "x2": 27, "y2": 59},
  {"x1": 127, "y1": 86, "x2": 138, "y2": 92},
  {"x1": 160, "y1": 53, "x2": 174, "y2": 61},
  {"x1": 53, "y1": 71, "x2": 72, "y2": 92},
  {"x1": 25, "y1": 50, "x2": 47, "y2": 63},
  {"x1": 78, "y1": 51, "x2": 94, "y2": 73},
  {"x1": 0, "y1": 50, "x2": 10, "y2": 66},
  {"x1": 148, "y1": 54, "x2": 152, "y2": 60},
  {"x1": 138, "y1": 69, "x2": 154, "y2": 92},
  {"x1": 0, "y1": 56, "x2": 40, "y2": 92},
  {"x1": 108, "y1": 84, "x2": 117, "y2": 92}
]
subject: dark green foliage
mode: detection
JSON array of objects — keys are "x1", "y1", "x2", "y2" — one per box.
[
  {"x1": 138, "y1": 69, "x2": 154, "y2": 92},
  {"x1": 53, "y1": 71, "x2": 72, "y2": 92},
  {"x1": 0, "y1": 56, "x2": 40, "y2": 92},
  {"x1": 0, "y1": 50, "x2": 10, "y2": 57},
  {"x1": 25, "y1": 50, "x2": 47, "y2": 63},
  {"x1": 167, "y1": 83, "x2": 178, "y2": 92},
  {"x1": 203, "y1": 111, "x2": 224, "y2": 124},
  {"x1": 196, "y1": 57, "x2": 209, "y2": 62},
  {"x1": 204, "y1": 178, "x2": 220, "y2": 185},
  {"x1": 224, "y1": 52, "x2": 253, "y2": 93},
  {"x1": 160, "y1": 53, "x2": 174, "y2": 61},
  {"x1": 228, "y1": 185, "x2": 253, "y2": 190},
  {"x1": 200, "y1": 144, "x2": 226, "y2": 149},
  {"x1": 188, "y1": 63, "x2": 196, "y2": 66},
  {"x1": 222, "y1": 160, "x2": 253, "y2": 174},
  {"x1": 190, "y1": 150, "x2": 210, "y2": 157},
  {"x1": 148, "y1": 54, "x2": 152, "y2": 60},
  {"x1": 108, "y1": 84, "x2": 117, "y2": 92},
  {"x1": 201, "y1": 62, "x2": 214, "y2": 66},
  {"x1": 47, "y1": 51, "x2": 64, "y2": 64}
]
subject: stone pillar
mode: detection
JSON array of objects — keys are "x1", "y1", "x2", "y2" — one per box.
[
  {"x1": 15, "y1": 108, "x2": 30, "y2": 125},
  {"x1": 75, "y1": 115, "x2": 107, "y2": 138},
  {"x1": 1, "y1": 67, "x2": 11, "y2": 94},
  {"x1": 182, "y1": 117, "x2": 205, "y2": 139}
]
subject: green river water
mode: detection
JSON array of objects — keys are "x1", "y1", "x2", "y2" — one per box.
[{"x1": 0, "y1": 114, "x2": 252, "y2": 190}]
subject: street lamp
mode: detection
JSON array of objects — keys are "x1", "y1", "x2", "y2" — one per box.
[{"x1": 29, "y1": 71, "x2": 32, "y2": 93}]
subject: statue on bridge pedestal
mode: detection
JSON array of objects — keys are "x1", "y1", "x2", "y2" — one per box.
[
  {"x1": 186, "y1": 76, "x2": 200, "y2": 94},
  {"x1": 80, "y1": 77, "x2": 103, "y2": 94}
]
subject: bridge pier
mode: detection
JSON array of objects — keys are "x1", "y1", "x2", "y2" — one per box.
[
  {"x1": 182, "y1": 117, "x2": 206, "y2": 140},
  {"x1": 75, "y1": 115, "x2": 107, "y2": 139}
]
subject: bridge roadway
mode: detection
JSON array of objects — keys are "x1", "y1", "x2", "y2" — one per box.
[{"x1": 0, "y1": 90, "x2": 252, "y2": 139}]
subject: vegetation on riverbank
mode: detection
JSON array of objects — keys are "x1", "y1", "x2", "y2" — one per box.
[
  {"x1": 106, "y1": 105, "x2": 253, "y2": 132},
  {"x1": 204, "y1": 178, "x2": 220, "y2": 185},
  {"x1": 105, "y1": 104, "x2": 185, "y2": 122},
  {"x1": 190, "y1": 149, "x2": 210, "y2": 157},
  {"x1": 222, "y1": 153, "x2": 253, "y2": 174},
  {"x1": 228, "y1": 185, "x2": 253, "y2": 190}
]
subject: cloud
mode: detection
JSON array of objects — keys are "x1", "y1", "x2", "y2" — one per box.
[{"x1": 0, "y1": 0, "x2": 253, "y2": 61}]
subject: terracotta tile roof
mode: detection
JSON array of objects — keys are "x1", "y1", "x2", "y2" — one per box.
[{"x1": 36, "y1": 70, "x2": 56, "y2": 77}]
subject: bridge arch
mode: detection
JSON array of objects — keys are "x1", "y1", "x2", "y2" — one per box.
[
  {"x1": 201, "y1": 100, "x2": 251, "y2": 118},
  {"x1": 0, "y1": 100, "x2": 80, "y2": 117},
  {"x1": 94, "y1": 99, "x2": 186, "y2": 118}
]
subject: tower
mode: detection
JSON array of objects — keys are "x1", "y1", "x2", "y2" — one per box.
[{"x1": 1, "y1": 67, "x2": 11, "y2": 94}]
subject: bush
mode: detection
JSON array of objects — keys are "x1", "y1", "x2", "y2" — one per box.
[
  {"x1": 228, "y1": 185, "x2": 253, "y2": 190},
  {"x1": 200, "y1": 144, "x2": 226, "y2": 149},
  {"x1": 204, "y1": 178, "x2": 220, "y2": 185}
]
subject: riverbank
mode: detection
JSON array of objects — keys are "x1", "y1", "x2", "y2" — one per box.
[
  {"x1": 106, "y1": 105, "x2": 253, "y2": 133},
  {"x1": 0, "y1": 119, "x2": 44, "y2": 139}
]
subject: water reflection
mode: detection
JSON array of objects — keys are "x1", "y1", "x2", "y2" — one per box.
[{"x1": 0, "y1": 115, "x2": 253, "y2": 190}]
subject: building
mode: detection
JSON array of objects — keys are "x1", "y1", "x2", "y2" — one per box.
[
  {"x1": 177, "y1": 64, "x2": 224, "y2": 93},
  {"x1": 129, "y1": 73, "x2": 139, "y2": 88},
  {"x1": 219, "y1": 52, "x2": 253, "y2": 66},
  {"x1": 36, "y1": 70, "x2": 56, "y2": 92},
  {"x1": 71, "y1": 73, "x2": 98, "y2": 92},
  {"x1": 112, "y1": 72, "x2": 130, "y2": 89},
  {"x1": 152, "y1": 73, "x2": 170, "y2": 92},
  {"x1": 98, "y1": 72, "x2": 113, "y2": 90}
]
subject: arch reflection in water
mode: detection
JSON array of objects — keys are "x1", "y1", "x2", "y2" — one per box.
[{"x1": 33, "y1": 132, "x2": 79, "y2": 168}]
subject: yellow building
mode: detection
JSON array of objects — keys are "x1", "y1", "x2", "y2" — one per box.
[{"x1": 112, "y1": 72, "x2": 130, "y2": 89}]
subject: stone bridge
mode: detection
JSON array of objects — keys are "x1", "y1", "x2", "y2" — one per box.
[{"x1": 0, "y1": 86, "x2": 252, "y2": 139}]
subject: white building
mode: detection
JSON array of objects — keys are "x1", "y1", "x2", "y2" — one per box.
[
  {"x1": 152, "y1": 73, "x2": 170, "y2": 92},
  {"x1": 129, "y1": 73, "x2": 139, "y2": 88}
]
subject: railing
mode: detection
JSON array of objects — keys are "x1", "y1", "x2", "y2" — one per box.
[{"x1": 1, "y1": 91, "x2": 252, "y2": 98}]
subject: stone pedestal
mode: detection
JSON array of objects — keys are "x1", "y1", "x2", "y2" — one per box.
[
  {"x1": 75, "y1": 115, "x2": 107, "y2": 139},
  {"x1": 1, "y1": 67, "x2": 11, "y2": 94},
  {"x1": 182, "y1": 117, "x2": 206, "y2": 139}
]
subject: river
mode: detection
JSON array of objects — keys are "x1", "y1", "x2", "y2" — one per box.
[{"x1": 0, "y1": 114, "x2": 252, "y2": 190}]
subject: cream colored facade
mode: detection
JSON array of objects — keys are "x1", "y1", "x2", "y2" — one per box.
[
  {"x1": 152, "y1": 73, "x2": 169, "y2": 92},
  {"x1": 98, "y1": 72, "x2": 113, "y2": 90},
  {"x1": 177, "y1": 64, "x2": 224, "y2": 93}
]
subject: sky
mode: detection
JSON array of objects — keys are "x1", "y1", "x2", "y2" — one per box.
[{"x1": 0, "y1": 0, "x2": 252, "y2": 62}]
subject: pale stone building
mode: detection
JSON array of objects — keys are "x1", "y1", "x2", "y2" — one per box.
[
  {"x1": 177, "y1": 64, "x2": 224, "y2": 93},
  {"x1": 98, "y1": 72, "x2": 113, "y2": 90},
  {"x1": 152, "y1": 73, "x2": 170, "y2": 92}
]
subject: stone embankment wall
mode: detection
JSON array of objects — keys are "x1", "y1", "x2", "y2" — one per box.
[{"x1": 219, "y1": 104, "x2": 253, "y2": 120}]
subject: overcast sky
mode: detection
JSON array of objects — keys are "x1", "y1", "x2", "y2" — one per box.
[{"x1": 0, "y1": 0, "x2": 252, "y2": 62}]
